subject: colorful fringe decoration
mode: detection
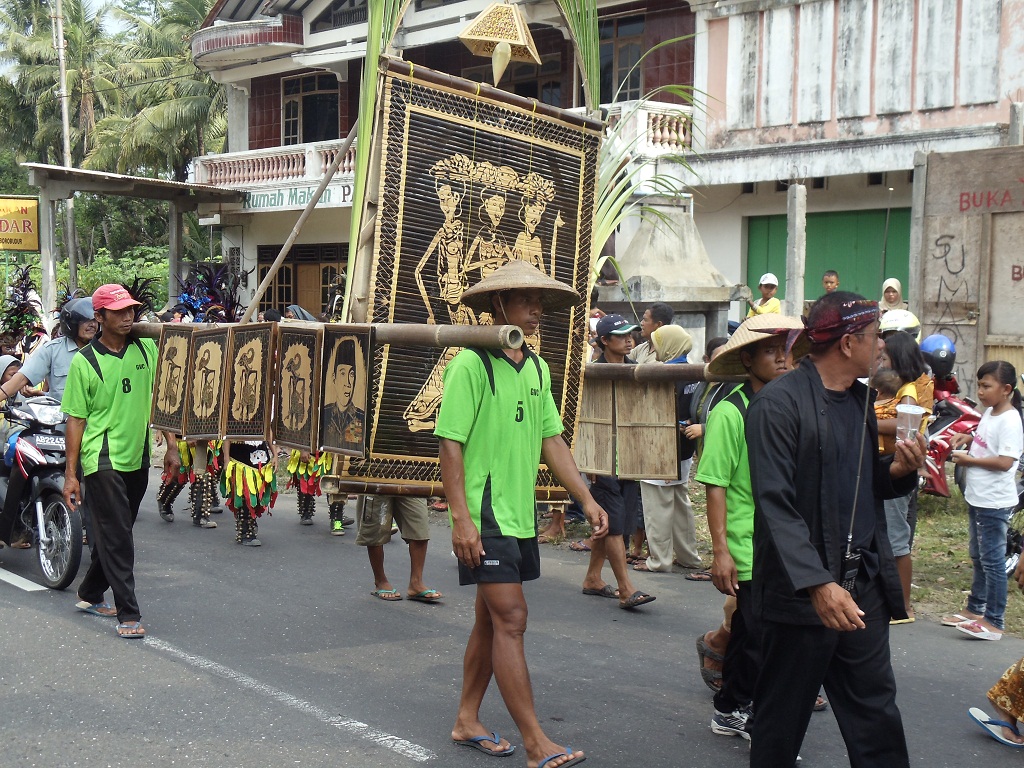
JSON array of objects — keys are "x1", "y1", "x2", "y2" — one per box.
[
  {"x1": 170, "y1": 439, "x2": 224, "y2": 484},
  {"x1": 285, "y1": 451, "x2": 333, "y2": 496},
  {"x1": 221, "y1": 458, "x2": 278, "y2": 519}
]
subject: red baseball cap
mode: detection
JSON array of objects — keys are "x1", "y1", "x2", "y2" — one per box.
[{"x1": 92, "y1": 284, "x2": 142, "y2": 311}]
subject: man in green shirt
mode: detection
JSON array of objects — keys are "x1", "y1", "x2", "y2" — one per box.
[
  {"x1": 436, "y1": 260, "x2": 606, "y2": 768},
  {"x1": 62, "y1": 284, "x2": 180, "y2": 639},
  {"x1": 695, "y1": 314, "x2": 804, "y2": 739}
]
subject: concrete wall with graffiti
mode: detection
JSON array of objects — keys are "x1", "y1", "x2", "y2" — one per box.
[{"x1": 911, "y1": 145, "x2": 1024, "y2": 396}]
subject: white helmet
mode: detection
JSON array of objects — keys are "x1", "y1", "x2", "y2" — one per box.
[{"x1": 879, "y1": 309, "x2": 921, "y2": 343}]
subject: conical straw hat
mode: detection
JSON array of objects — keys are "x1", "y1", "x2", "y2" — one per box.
[
  {"x1": 459, "y1": 259, "x2": 579, "y2": 313},
  {"x1": 707, "y1": 314, "x2": 808, "y2": 376}
]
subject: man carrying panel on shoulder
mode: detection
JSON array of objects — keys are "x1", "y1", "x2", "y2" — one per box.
[
  {"x1": 746, "y1": 291, "x2": 926, "y2": 767},
  {"x1": 436, "y1": 260, "x2": 607, "y2": 768},
  {"x1": 62, "y1": 284, "x2": 180, "y2": 639}
]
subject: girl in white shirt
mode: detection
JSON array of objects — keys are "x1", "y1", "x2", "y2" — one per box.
[{"x1": 950, "y1": 361, "x2": 1024, "y2": 639}]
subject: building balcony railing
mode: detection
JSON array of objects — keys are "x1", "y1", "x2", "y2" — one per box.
[
  {"x1": 598, "y1": 100, "x2": 693, "y2": 157},
  {"x1": 193, "y1": 101, "x2": 689, "y2": 191},
  {"x1": 193, "y1": 138, "x2": 357, "y2": 187}
]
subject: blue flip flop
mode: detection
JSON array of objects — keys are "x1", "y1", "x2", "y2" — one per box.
[
  {"x1": 969, "y1": 707, "x2": 1024, "y2": 748},
  {"x1": 75, "y1": 600, "x2": 117, "y2": 617},
  {"x1": 453, "y1": 731, "x2": 515, "y2": 756},
  {"x1": 537, "y1": 749, "x2": 586, "y2": 768}
]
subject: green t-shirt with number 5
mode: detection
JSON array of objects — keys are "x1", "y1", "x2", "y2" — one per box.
[
  {"x1": 61, "y1": 337, "x2": 157, "y2": 476},
  {"x1": 435, "y1": 347, "x2": 563, "y2": 539}
]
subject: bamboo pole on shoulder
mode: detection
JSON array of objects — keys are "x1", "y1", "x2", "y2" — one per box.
[{"x1": 238, "y1": 120, "x2": 359, "y2": 323}]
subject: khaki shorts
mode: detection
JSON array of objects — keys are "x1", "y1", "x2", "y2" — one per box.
[{"x1": 355, "y1": 495, "x2": 431, "y2": 546}]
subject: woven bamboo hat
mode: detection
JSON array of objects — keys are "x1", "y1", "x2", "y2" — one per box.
[
  {"x1": 459, "y1": 259, "x2": 579, "y2": 313},
  {"x1": 707, "y1": 314, "x2": 808, "y2": 376}
]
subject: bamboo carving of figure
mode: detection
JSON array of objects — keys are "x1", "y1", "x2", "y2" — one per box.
[
  {"x1": 512, "y1": 172, "x2": 560, "y2": 278},
  {"x1": 284, "y1": 352, "x2": 306, "y2": 431},
  {"x1": 197, "y1": 348, "x2": 217, "y2": 419},
  {"x1": 236, "y1": 348, "x2": 258, "y2": 421},
  {"x1": 414, "y1": 156, "x2": 471, "y2": 327},
  {"x1": 159, "y1": 343, "x2": 183, "y2": 413}
]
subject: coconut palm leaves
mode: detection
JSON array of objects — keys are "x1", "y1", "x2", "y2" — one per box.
[
  {"x1": 555, "y1": 0, "x2": 600, "y2": 114},
  {"x1": 85, "y1": 0, "x2": 225, "y2": 181},
  {"x1": 343, "y1": 0, "x2": 411, "y2": 318}
]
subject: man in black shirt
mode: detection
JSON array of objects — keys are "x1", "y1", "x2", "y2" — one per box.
[{"x1": 745, "y1": 292, "x2": 925, "y2": 767}]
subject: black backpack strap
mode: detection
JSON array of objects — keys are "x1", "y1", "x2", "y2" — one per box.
[
  {"x1": 468, "y1": 348, "x2": 496, "y2": 396},
  {"x1": 723, "y1": 381, "x2": 756, "y2": 421},
  {"x1": 526, "y1": 348, "x2": 543, "y2": 387},
  {"x1": 78, "y1": 343, "x2": 104, "y2": 382},
  {"x1": 132, "y1": 337, "x2": 149, "y2": 367}
]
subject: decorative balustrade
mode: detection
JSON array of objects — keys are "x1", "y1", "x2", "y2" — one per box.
[
  {"x1": 601, "y1": 100, "x2": 693, "y2": 157},
  {"x1": 194, "y1": 138, "x2": 358, "y2": 187},
  {"x1": 194, "y1": 101, "x2": 688, "y2": 190}
]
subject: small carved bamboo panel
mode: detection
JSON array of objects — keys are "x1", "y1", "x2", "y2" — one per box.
[
  {"x1": 572, "y1": 378, "x2": 679, "y2": 480},
  {"x1": 222, "y1": 323, "x2": 277, "y2": 441},
  {"x1": 274, "y1": 323, "x2": 324, "y2": 452},
  {"x1": 151, "y1": 324, "x2": 194, "y2": 434}
]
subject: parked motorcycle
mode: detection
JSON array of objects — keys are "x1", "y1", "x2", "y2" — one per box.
[
  {"x1": 921, "y1": 394, "x2": 980, "y2": 498},
  {"x1": 0, "y1": 396, "x2": 82, "y2": 590}
]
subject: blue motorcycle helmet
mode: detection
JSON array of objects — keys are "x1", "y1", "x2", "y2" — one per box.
[{"x1": 920, "y1": 333, "x2": 956, "y2": 379}]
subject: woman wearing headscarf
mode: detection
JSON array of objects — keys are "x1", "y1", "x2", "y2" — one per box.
[
  {"x1": 634, "y1": 324, "x2": 702, "y2": 574},
  {"x1": 880, "y1": 278, "x2": 908, "y2": 314}
]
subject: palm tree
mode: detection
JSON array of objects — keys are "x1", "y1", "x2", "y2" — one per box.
[
  {"x1": 85, "y1": 0, "x2": 225, "y2": 182},
  {"x1": 0, "y1": 0, "x2": 120, "y2": 276}
]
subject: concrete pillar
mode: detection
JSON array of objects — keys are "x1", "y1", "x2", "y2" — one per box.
[
  {"x1": 785, "y1": 183, "x2": 807, "y2": 316},
  {"x1": 168, "y1": 201, "x2": 183, "y2": 308},
  {"x1": 38, "y1": 190, "x2": 56, "y2": 332},
  {"x1": 1009, "y1": 102, "x2": 1024, "y2": 146}
]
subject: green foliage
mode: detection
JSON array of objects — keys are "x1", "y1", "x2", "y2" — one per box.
[
  {"x1": 55, "y1": 247, "x2": 169, "y2": 308},
  {"x1": 556, "y1": 0, "x2": 600, "y2": 114}
]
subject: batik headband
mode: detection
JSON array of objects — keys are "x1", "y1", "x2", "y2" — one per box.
[{"x1": 803, "y1": 300, "x2": 879, "y2": 344}]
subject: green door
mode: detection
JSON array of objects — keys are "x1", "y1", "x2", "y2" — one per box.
[{"x1": 746, "y1": 208, "x2": 911, "y2": 302}]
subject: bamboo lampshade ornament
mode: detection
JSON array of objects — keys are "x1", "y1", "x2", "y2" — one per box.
[{"x1": 458, "y1": 1, "x2": 541, "y2": 85}]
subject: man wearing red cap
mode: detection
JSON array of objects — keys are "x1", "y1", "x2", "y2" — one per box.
[{"x1": 62, "y1": 284, "x2": 179, "y2": 639}]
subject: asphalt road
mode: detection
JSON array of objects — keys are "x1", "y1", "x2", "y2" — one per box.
[{"x1": 0, "y1": 467, "x2": 1021, "y2": 767}]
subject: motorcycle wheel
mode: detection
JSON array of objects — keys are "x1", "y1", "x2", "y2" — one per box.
[{"x1": 36, "y1": 492, "x2": 83, "y2": 590}]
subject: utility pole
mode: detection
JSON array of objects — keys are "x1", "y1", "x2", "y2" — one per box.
[{"x1": 53, "y1": 0, "x2": 77, "y2": 292}]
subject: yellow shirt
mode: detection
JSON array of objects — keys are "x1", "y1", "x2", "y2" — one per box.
[{"x1": 746, "y1": 296, "x2": 781, "y2": 318}]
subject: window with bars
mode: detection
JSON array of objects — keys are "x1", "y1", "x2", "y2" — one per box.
[
  {"x1": 282, "y1": 73, "x2": 340, "y2": 145},
  {"x1": 599, "y1": 16, "x2": 644, "y2": 103},
  {"x1": 311, "y1": 0, "x2": 367, "y2": 33},
  {"x1": 256, "y1": 263, "x2": 294, "y2": 313},
  {"x1": 256, "y1": 244, "x2": 347, "y2": 315}
]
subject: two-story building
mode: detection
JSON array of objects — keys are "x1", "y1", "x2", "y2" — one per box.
[
  {"x1": 684, "y1": 0, "x2": 1023, "y2": 307},
  {"x1": 191, "y1": 0, "x2": 696, "y2": 315}
]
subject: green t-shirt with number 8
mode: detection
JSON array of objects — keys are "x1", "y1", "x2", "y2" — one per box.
[{"x1": 61, "y1": 337, "x2": 157, "y2": 476}]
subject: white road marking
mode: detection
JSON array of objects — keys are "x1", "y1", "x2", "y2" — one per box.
[
  {"x1": 144, "y1": 637, "x2": 436, "y2": 762},
  {"x1": 0, "y1": 566, "x2": 47, "y2": 592}
]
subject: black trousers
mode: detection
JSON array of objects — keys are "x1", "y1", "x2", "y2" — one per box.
[
  {"x1": 750, "y1": 575, "x2": 908, "y2": 768},
  {"x1": 77, "y1": 468, "x2": 149, "y2": 623},
  {"x1": 713, "y1": 580, "x2": 759, "y2": 713}
]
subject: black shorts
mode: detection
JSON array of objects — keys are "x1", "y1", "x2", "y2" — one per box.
[
  {"x1": 589, "y1": 475, "x2": 640, "y2": 537},
  {"x1": 458, "y1": 535, "x2": 541, "y2": 585}
]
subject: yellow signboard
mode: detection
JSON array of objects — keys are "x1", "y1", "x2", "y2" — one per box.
[{"x1": 0, "y1": 196, "x2": 39, "y2": 252}]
